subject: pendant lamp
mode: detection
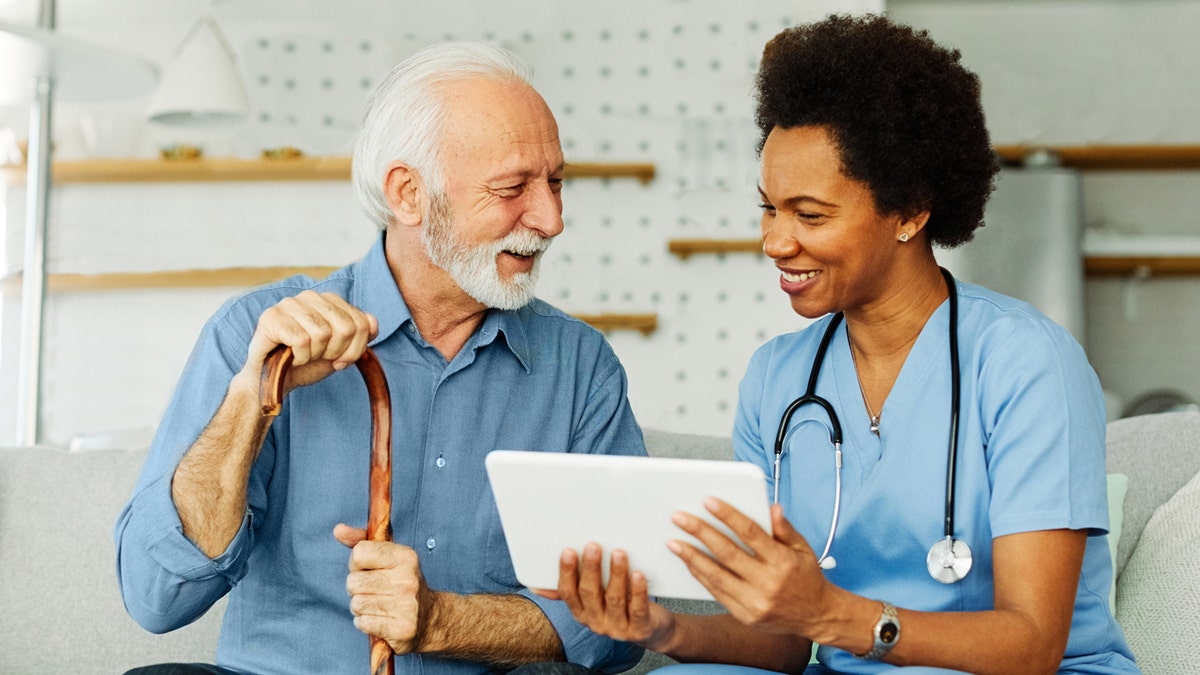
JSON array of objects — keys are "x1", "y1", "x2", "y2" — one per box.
[{"x1": 147, "y1": 16, "x2": 249, "y2": 126}]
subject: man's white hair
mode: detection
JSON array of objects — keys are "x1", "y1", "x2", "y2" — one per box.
[{"x1": 351, "y1": 42, "x2": 535, "y2": 230}]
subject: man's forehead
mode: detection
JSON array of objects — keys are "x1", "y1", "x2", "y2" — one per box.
[{"x1": 438, "y1": 78, "x2": 562, "y2": 171}]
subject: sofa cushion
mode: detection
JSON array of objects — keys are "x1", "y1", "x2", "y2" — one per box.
[
  {"x1": 0, "y1": 446, "x2": 223, "y2": 673},
  {"x1": 1115, "y1": 464, "x2": 1200, "y2": 674},
  {"x1": 1106, "y1": 412, "x2": 1200, "y2": 577},
  {"x1": 642, "y1": 428, "x2": 735, "y2": 462},
  {"x1": 1104, "y1": 473, "x2": 1127, "y2": 615}
]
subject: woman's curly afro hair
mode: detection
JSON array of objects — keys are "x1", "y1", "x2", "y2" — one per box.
[{"x1": 754, "y1": 14, "x2": 999, "y2": 248}]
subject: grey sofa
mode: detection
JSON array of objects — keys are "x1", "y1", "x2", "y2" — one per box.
[{"x1": 2, "y1": 413, "x2": 1198, "y2": 674}]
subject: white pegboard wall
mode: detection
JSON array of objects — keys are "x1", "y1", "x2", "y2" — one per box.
[
  {"x1": 241, "y1": 34, "x2": 400, "y2": 155},
  {"x1": 8, "y1": 1, "x2": 885, "y2": 444}
]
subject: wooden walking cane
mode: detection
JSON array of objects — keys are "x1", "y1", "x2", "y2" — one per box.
[{"x1": 259, "y1": 344, "x2": 395, "y2": 675}]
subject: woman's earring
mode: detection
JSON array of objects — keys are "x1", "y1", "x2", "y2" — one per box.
[{"x1": 898, "y1": 232, "x2": 910, "y2": 243}]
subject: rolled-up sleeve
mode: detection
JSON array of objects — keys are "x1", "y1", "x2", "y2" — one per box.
[
  {"x1": 113, "y1": 299, "x2": 263, "y2": 633},
  {"x1": 518, "y1": 589, "x2": 644, "y2": 672},
  {"x1": 115, "y1": 476, "x2": 254, "y2": 633}
]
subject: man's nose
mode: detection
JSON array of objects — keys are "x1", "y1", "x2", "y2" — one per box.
[{"x1": 522, "y1": 184, "x2": 564, "y2": 238}]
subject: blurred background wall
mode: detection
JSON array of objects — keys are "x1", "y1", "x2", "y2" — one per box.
[{"x1": 0, "y1": 0, "x2": 1197, "y2": 446}]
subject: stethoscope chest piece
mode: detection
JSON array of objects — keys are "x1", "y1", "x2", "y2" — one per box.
[{"x1": 926, "y1": 536, "x2": 973, "y2": 584}]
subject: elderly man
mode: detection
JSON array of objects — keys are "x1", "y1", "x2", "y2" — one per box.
[{"x1": 115, "y1": 42, "x2": 646, "y2": 675}]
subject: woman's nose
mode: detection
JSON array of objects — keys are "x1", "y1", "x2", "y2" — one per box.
[{"x1": 762, "y1": 228, "x2": 801, "y2": 260}]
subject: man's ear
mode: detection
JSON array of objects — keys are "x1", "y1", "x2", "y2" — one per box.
[{"x1": 383, "y1": 161, "x2": 425, "y2": 228}]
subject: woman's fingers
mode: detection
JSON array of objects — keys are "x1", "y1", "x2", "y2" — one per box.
[
  {"x1": 555, "y1": 547, "x2": 585, "y2": 615},
  {"x1": 627, "y1": 569, "x2": 652, "y2": 626},
  {"x1": 554, "y1": 543, "x2": 666, "y2": 645},
  {"x1": 769, "y1": 504, "x2": 815, "y2": 557},
  {"x1": 669, "y1": 499, "x2": 775, "y2": 581},
  {"x1": 667, "y1": 536, "x2": 753, "y2": 609},
  {"x1": 667, "y1": 501, "x2": 826, "y2": 629},
  {"x1": 575, "y1": 542, "x2": 607, "y2": 613},
  {"x1": 605, "y1": 549, "x2": 631, "y2": 618}
]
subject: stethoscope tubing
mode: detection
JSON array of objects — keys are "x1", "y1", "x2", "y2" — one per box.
[
  {"x1": 772, "y1": 268, "x2": 964, "y2": 579},
  {"x1": 943, "y1": 267, "x2": 961, "y2": 539}
]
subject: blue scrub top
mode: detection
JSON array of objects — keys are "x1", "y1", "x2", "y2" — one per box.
[{"x1": 734, "y1": 280, "x2": 1138, "y2": 674}]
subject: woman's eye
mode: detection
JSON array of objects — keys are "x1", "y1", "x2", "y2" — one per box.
[{"x1": 757, "y1": 202, "x2": 776, "y2": 214}]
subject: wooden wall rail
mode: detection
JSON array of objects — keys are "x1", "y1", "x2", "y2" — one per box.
[
  {"x1": 993, "y1": 145, "x2": 1200, "y2": 170},
  {"x1": 668, "y1": 239, "x2": 762, "y2": 259},
  {"x1": 1083, "y1": 256, "x2": 1200, "y2": 276},
  {"x1": 667, "y1": 238, "x2": 1200, "y2": 276},
  {"x1": 5, "y1": 146, "x2": 1199, "y2": 184},
  {"x1": 0, "y1": 267, "x2": 659, "y2": 335},
  {"x1": 1, "y1": 157, "x2": 657, "y2": 185}
]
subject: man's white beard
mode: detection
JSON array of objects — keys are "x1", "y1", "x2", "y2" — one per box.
[{"x1": 421, "y1": 193, "x2": 551, "y2": 310}]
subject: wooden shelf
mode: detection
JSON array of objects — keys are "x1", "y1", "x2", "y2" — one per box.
[
  {"x1": 2, "y1": 157, "x2": 656, "y2": 185},
  {"x1": 1, "y1": 266, "x2": 658, "y2": 334},
  {"x1": 994, "y1": 145, "x2": 1200, "y2": 170},
  {"x1": 42, "y1": 266, "x2": 340, "y2": 291}
]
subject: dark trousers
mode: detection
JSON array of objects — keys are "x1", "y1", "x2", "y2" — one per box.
[
  {"x1": 126, "y1": 662, "x2": 600, "y2": 675},
  {"x1": 124, "y1": 666, "x2": 241, "y2": 675}
]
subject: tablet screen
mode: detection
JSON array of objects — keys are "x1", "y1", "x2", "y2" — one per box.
[{"x1": 486, "y1": 450, "x2": 771, "y2": 600}]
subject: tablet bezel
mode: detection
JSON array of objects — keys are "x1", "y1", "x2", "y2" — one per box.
[{"x1": 485, "y1": 450, "x2": 771, "y2": 601}]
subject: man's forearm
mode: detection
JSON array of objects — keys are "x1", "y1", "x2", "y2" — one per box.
[
  {"x1": 419, "y1": 592, "x2": 564, "y2": 667},
  {"x1": 171, "y1": 373, "x2": 272, "y2": 558}
]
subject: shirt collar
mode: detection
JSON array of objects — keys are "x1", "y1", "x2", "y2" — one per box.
[
  {"x1": 480, "y1": 305, "x2": 532, "y2": 373},
  {"x1": 349, "y1": 231, "x2": 532, "y2": 372},
  {"x1": 349, "y1": 232, "x2": 410, "y2": 348}
]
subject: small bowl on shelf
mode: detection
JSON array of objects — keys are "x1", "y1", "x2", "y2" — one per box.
[{"x1": 159, "y1": 144, "x2": 203, "y2": 161}]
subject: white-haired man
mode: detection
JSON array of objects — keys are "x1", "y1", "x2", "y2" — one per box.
[{"x1": 116, "y1": 42, "x2": 646, "y2": 675}]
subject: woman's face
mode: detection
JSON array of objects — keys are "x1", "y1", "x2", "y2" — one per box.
[{"x1": 758, "y1": 124, "x2": 906, "y2": 319}]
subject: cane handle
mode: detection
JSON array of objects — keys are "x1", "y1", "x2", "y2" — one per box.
[{"x1": 260, "y1": 344, "x2": 395, "y2": 675}]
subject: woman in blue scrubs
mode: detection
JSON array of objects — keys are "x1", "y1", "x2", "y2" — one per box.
[{"x1": 547, "y1": 14, "x2": 1139, "y2": 675}]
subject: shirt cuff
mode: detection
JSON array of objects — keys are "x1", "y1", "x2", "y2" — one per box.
[
  {"x1": 129, "y1": 475, "x2": 254, "y2": 583},
  {"x1": 518, "y1": 588, "x2": 644, "y2": 672}
]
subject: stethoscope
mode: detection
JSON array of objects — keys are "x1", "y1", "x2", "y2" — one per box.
[{"x1": 772, "y1": 267, "x2": 972, "y2": 584}]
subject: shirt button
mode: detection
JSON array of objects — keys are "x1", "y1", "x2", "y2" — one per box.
[
  {"x1": 426, "y1": 537, "x2": 437, "y2": 551},
  {"x1": 435, "y1": 455, "x2": 446, "y2": 468}
]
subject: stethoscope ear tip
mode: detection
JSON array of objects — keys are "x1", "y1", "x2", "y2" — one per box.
[{"x1": 818, "y1": 556, "x2": 837, "y2": 570}]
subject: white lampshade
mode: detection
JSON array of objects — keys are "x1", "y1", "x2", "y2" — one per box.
[{"x1": 147, "y1": 16, "x2": 249, "y2": 126}]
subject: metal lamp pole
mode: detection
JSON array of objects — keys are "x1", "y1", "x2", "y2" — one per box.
[{"x1": 15, "y1": 0, "x2": 55, "y2": 446}]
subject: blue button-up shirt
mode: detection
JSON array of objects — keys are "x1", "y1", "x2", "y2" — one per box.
[{"x1": 115, "y1": 234, "x2": 647, "y2": 675}]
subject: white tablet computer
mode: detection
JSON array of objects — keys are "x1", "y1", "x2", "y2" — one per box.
[{"x1": 485, "y1": 450, "x2": 771, "y2": 601}]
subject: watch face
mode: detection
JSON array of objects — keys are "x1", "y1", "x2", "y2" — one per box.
[{"x1": 880, "y1": 621, "x2": 899, "y2": 644}]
